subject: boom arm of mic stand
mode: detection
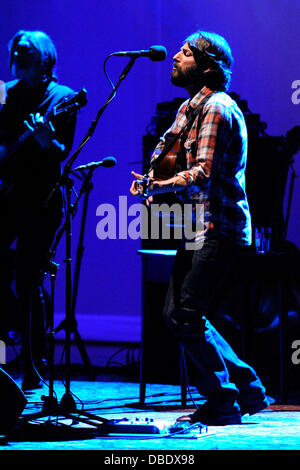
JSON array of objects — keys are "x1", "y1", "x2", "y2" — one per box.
[{"x1": 44, "y1": 56, "x2": 137, "y2": 208}]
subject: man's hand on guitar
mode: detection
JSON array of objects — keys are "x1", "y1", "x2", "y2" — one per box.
[
  {"x1": 24, "y1": 112, "x2": 55, "y2": 150},
  {"x1": 130, "y1": 170, "x2": 187, "y2": 204},
  {"x1": 130, "y1": 171, "x2": 154, "y2": 206}
]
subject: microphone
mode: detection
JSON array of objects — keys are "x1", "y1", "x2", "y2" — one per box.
[
  {"x1": 72, "y1": 156, "x2": 117, "y2": 172},
  {"x1": 112, "y1": 45, "x2": 167, "y2": 62}
]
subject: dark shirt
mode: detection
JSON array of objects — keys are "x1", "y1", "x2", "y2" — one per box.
[{"x1": 0, "y1": 79, "x2": 76, "y2": 211}]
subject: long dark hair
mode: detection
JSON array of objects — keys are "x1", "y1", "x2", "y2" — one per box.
[
  {"x1": 8, "y1": 30, "x2": 57, "y2": 81},
  {"x1": 186, "y1": 31, "x2": 233, "y2": 91}
]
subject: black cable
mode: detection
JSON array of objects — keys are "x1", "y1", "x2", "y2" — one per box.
[{"x1": 103, "y1": 54, "x2": 117, "y2": 98}]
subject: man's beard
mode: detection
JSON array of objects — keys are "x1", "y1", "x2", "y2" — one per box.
[{"x1": 170, "y1": 64, "x2": 201, "y2": 88}]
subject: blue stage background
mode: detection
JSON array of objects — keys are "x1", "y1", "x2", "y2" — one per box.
[{"x1": 0, "y1": 0, "x2": 299, "y2": 345}]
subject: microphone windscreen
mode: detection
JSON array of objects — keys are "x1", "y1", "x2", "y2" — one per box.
[
  {"x1": 102, "y1": 156, "x2": 117, "y2": 167},
  {"x1": 149, "y1": 45, "x2": 167, "y2": 61}
]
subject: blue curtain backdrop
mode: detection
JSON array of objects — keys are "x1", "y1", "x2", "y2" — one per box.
[{"x1": 0, "y1": 0, "x2": 299, "y2": 342}]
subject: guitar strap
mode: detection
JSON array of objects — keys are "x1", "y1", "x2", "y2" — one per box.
[{"x1": 150, "y1": 91, "x2": 216, "y2": 173}]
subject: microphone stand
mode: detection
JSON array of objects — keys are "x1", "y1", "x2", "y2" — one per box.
[
  {"x1": 60, "y1": 173, "x2": 75, "y2": 411},
  {"x1": 19, "y1": 166, "x2": 113, "y2": 428},
  {"x1": 53, "y1": 168, "x2": 94, "y2": 380},
  {"x1": 19, "y1": 56, "x2": 138, "y2": 431},
  {"x1": 46, "y1": 168, "x2": 100, "y2": 412},
  {"x1": 39, "y1": 261, "x2": 59, "y2": 414}
]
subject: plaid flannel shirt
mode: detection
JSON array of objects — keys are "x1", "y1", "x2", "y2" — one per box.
[{"x1": 151, "y1": 86, "x2": 252, "y2": 246}]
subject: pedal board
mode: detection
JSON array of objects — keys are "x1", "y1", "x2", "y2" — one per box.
[
  {"x1": 97, "y1": 417, "x2": 207, "y2": 437},
  {"x1": 98, "y1": 417, "x2": 167, "y2": 435}
]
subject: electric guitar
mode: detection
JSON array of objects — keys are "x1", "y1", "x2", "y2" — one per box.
[{"x1": 0, "y1": 88, "x2": 87, "y2": 192}]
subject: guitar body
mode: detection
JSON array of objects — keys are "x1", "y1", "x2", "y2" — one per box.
[
  {"x1": 152, "y1": 138, "x2": 181, "y2": 181},
  {"x1": 150, "y1": 140, "x2": 184, "y2": 210},
  {"x1": 153, "y1": 153, "x2": 177, "y2": 181}
]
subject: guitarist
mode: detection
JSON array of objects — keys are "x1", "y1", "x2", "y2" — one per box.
[
  {"x1": 130, "y1": 31, "x2": 269, "y2": 425},
  {"x1": 0, "y1": 30, "x2": 77, "y2": 390}
]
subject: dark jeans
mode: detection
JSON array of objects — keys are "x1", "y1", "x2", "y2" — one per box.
[
  {"x1": 0, "y1": 190, "x2": 61, "y2": 376},
  {"x1": 163, "y1": 234, "x2": 266, "y2": 412}
]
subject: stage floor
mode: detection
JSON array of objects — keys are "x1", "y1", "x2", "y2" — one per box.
[{"x1": 1, "y1": 372, "x2": 300, "y2": 453}]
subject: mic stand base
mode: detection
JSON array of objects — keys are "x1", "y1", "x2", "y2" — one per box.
[
  {"x1": 18, "y1": 401, "x2": 110, "y2": 432},
  {"x1": 60, "y1": 392, "x2": 77, "y2": 413},
  {"x1": 41, "y1": 395, "x2": 59, "y2": 414}
]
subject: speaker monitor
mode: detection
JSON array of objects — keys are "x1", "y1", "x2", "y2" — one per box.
[{"x1": 0, "y1": 368, "x2": 27, "y2": 435}]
